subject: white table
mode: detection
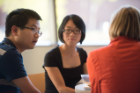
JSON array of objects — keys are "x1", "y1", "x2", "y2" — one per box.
[{"x1": 75, "y1": 84, "x2": 91, "y2": 93}]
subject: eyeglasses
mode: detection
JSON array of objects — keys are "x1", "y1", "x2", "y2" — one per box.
[
  {"x1": 62, "y1": 29, "x2": 81, "y2": 34},
  {"x1": 22, "y1": 27, "x2": 42, "y2": 37}
]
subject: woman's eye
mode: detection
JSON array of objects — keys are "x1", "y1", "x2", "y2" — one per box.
[{"x1": 66, "y1": 29, "x2": 71, "y2": 31}]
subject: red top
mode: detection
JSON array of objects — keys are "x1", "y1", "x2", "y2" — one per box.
[{"x1": 87, "y1": 36, "x2": 140, "y2": 93}]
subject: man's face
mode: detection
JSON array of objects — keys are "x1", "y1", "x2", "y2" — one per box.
[{"x1": 15, "y1": 18, "x2": 40, "y2": 51}]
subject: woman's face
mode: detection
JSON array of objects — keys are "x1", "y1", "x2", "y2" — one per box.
[{"x1": 63, "y1": 19, "x2": 81, "y2": 46}]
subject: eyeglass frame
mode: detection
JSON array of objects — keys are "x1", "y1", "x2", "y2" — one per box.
[
  {"x1": 62, "y1": 29, "x2": 81, "y2": 34},
  {"x1": 21, "y1": 27, "x2": 42, "y2": 37}
]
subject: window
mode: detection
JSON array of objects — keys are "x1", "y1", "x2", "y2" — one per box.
[
  {"x1": 55, "y1": 0, "x2": 140, "y2": 45},
  {"x1": 0, "y1": 0, "x2": 56, "y2": 46},
  {"x1": 1, "y1": 0, "x2": 140, "y2": 46}
]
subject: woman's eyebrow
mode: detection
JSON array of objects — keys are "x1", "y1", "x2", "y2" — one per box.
[
  {"x1": 65, "y1": 26, "x2": 78, "y2": 29},
  {"x1": 65, "y1": 26, "x2": 71, "y2": 28}
]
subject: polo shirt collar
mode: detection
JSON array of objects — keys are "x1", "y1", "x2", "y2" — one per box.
[{"x1": 2, "y1": 38, "x2": 17, "y2": 49}]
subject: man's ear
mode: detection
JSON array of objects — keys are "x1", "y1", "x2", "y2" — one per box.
[{"x1": 11, "y1": 25, "x2": 19, "y2": 36}]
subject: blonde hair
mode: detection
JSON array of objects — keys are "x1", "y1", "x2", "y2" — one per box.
[{"x1": 109, "y1": 6, "x2": 140, "y2": 41}]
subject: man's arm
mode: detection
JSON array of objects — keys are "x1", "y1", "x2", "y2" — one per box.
[{"x1": 12, "y1": 76, "x2": 40, "y2": 93}]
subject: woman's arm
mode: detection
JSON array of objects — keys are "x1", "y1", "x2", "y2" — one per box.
[
  {"x1": 45, "y1": 67, "x2": 75, "y2": 93},
  {"x1": 83, "y1": 63, "x2": 88, "y2": 74}
]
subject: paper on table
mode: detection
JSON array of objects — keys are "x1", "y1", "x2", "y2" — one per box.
[
  {"x1": 81, "y1": 80, "x2": 90, "y2": 86},
  {"x1": 82, "y1": 83, "x2": 91, "y2": 90}
]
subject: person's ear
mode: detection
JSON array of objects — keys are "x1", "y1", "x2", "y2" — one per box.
[{"x1": 11, "y1": 25, "x2": 19, "y2": 36}]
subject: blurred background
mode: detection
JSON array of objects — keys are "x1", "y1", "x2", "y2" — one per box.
[
  {"x1": 0, "y1": 0, "x2": 140, "y2": 46},
  {"x1": 0, "y1": 0, "x2": 140, "y2": 92}
]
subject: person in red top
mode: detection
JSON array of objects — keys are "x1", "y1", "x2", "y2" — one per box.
[{"x1": 87, "y1": 6, "x2": 140, "y2": 93}]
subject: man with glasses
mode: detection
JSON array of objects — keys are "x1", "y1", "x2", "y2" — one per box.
[{"x1": 0, "y1": 8, "x2": 42, "y2": 93}]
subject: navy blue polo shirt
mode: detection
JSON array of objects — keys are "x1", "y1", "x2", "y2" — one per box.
[{"x1": 0, "y1": 38, "x2": 27, "y2": 93}]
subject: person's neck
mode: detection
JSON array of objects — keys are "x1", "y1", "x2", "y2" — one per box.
[
  {"x1": 7, "y1": 37, "x2": 24, "y2": 53},
  {"x1": 61, "y1": 44, "x2": 77, "y2": 56}
]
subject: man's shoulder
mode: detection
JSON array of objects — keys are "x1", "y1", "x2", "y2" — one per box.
[
  {"x1": 0, "y1": 43, "x2": 20, "y2": 58},
  {"x1": 0, "y1": 43, "x2": 16, "y2": 52}
]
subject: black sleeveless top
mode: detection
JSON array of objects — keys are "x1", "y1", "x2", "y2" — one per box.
[{"x1": 43, "y1": 46, "x2": 87, "y2": 93}]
